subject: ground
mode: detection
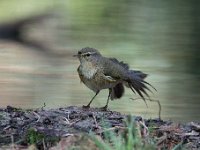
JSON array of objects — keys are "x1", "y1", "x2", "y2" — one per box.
[{"x1": 0, "y1": 106, "x2": 199, "y2": 149}]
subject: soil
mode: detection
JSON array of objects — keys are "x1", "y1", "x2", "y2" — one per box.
[{"x1": 0, "y1": 106, "x2": 199, "y2": 149}]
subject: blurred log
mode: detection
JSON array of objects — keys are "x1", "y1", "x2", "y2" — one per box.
[
  {"x1": 0, "y1": 13, "x2": 62, "y2": 56},
  {"x1": 0, "y1": 14, "x2": 51, "y2": 41}
]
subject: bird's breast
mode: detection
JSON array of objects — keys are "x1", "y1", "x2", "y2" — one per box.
[{"x1": 78, "y1": 63, "x2": 97, "y2": 79}]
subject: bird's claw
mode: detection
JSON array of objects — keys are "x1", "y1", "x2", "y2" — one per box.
[
  {"x1": 82, "y1": 105, "x2": 90, "y2": 109},
  {"x1": 100, "y1": 105, "x2": 108, "y2": 111}
]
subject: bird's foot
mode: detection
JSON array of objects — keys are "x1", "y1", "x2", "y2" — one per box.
[
  {"x1": 82, "y1": 105, "x2": 90, "y2": 109},
  {"x1": 100, "y1": 105, "x2": 108, "y2": 111}
]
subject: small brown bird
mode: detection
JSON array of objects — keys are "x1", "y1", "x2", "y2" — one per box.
[{"x1": 74, "y1": 47, "x2": 155, "y2": 110}]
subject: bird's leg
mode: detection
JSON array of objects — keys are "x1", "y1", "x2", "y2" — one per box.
[
  {"x1": 83, "y1": 91, "x2": 100, "y2": 109},
  {"x1": 100, "y1": 88, "x2": 112, "y2": 111}
]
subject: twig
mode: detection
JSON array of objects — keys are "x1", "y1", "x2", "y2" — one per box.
[
  {"x1": 43, "y1": 138, "x2": 47, "y2": 150},
  {"x1": 135, "y1": 121, "x2": 142, "y2": 138},
  {"x1": 68, "y1": 119, "x2": 82, "y2": 126},
  {"x1": 92, "y1": 113, "x2": 99, "y2": 129},
  {"x1": 41, "y1": 102, "x2": 46, "y2": 110},
  {"x1": 3, "y1": 125, "x2": 11, "y2": 130},
  {"x1": 190, "y1": 122, "x2": 200, "y2": 131},
  {"x1": 139, "y1": 120, "x2": 149, "y2": 137},
  {"x1": 99, "y1": 126, "x2": 127, "y2": 134},
  {"x1": 11, "y1": 135, "x2": 14, "y2": 150},
  {"x1": 172, "y1": 141, "x2": 183, "y2": 150},
  {"x1": 175, "y1": 130, "x2": 199, "y2": 136},
  {"x1": 60, "y1": 116, "x2": 70, "y2": 124},
  {"x1": 130, "y1": 97, "x2": 161, "y2": 119},
  {"x1": 67, "y1": 112, "x2": 70, "y2": 121},
  {"x1": 62, "y1": 133, "x2": 74, "y2": 137},
  {"x1": 156, "y1": 132, "x2": 168, "y2": 146},
  {"x1": 63, "y1": 110, "x2": 71, "y2": 120},
  {"x1": 33, "y1": 111, "x2": 41, "y2": 122},
  {"x1": 129, "y1": 84, "x2": 148, "y2": 108}
]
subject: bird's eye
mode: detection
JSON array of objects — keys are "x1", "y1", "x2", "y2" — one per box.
[
  {"x1": 86, "y1": 53, "x2": 90, "y2": 57},
  {"x1": 78, "y1": 51, "x2": 81, "y2": 54}
]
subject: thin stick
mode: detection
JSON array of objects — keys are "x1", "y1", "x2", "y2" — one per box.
[
  {"x1": 43, "y1": 138, "x2": 47, "y2": 150},
  {"x1": 33, "y1": 111, "x2": 41, "y2": 122},
  {"x1": 92, "y1": 113, "x2": 99, "y2": 129},
  {"x1": 60, "y1": 116, "x2": 70, "y2": 124},
  {"x1": 11, "y1": 135, "x2": 14, "y2": 149},
  {"x1": 156, "y1": 132, "x2": 167, "y2": 146},
  {"x1": 99, "y1": 126, "x2": 127, "y2": 133},
  {"x1": 129, "y1": 84, "x2": 148, "y2": 108},
  {"x1": 130, "y1": 97, "x2": 161, "y2": 119}
]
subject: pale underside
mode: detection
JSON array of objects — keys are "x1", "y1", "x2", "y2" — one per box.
[{"x1": 78, "y1": 62, "x2": 120, "y2": 92}]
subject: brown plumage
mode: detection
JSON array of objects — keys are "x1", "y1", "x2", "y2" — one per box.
[{"x1": 74, "y1": 47, "x2": 156, "y2": 110}]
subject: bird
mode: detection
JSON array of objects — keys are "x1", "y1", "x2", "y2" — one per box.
[{"x1": 74, "y1": 47, "x2": 156, "y2": 110}]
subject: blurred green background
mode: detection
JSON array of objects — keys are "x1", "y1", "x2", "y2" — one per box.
[{"x1": 0, "y1": 0, "x2": 200, "y2": 122}]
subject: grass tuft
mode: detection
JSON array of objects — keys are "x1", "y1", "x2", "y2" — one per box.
[{"x1": 89, "y1": 116, "x2": 156, "y2": 150}]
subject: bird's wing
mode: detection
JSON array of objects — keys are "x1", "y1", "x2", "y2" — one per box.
[
  {"x1": 109, "y1": 58, "x2": 129, "y2": 69},
  {"x1": 100, "y1": 57, "x2": 128, "y2": 80}
]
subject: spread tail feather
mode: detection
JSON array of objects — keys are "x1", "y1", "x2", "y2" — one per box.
[
  {"x1": 129, "y1": 70, "x2": 147, "y2": 79},
  {"x1": 127, "y1": 70, "x2": 156, "y2": 104}
]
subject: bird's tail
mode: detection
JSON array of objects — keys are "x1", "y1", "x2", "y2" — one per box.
[{"x1": 127, "y1": 70, "x2": 156, "y2": 104}]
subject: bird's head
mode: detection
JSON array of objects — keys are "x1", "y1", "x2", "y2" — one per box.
[{"x1": 74, "y1": 47, "x2": 102, "y2": 63}]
